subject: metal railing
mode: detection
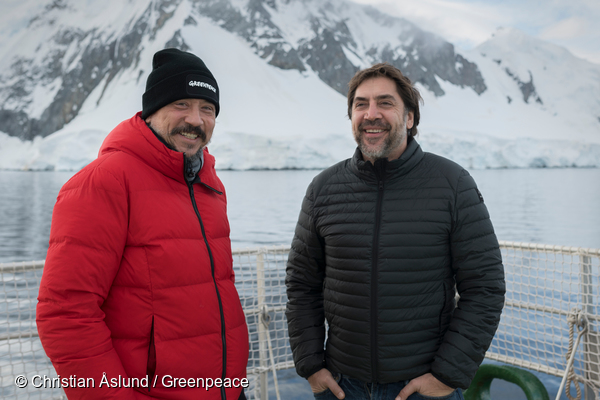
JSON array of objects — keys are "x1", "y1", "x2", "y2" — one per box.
[
  {"x1": 2, "y1": 242, "x2": 600, "y2": 399},
  {"x1": 488, "y1": 241, "x2": 600, "y2": 400}
]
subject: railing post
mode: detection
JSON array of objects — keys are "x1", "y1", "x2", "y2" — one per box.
[
  {"x1": 257, "y1": 250, "x2": 268, "y2": 400},
  {"x1": 581, "y1": 254, "x2": 598, "y2": 400}
]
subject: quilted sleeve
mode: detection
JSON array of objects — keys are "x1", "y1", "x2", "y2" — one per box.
[
  {"x1": 285, "y1": 182, "x2": 328, "y2": 379},
  {"x1": 36, "y1": 163, "x2": 144, "y2": 399},
  {"x1": 431, "y1": 170, "x2": 506, "y2": 389}
]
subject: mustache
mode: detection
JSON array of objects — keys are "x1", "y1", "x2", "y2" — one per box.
[
  {"x1": 359, "y1": 119, "x2": 391, "y2": 130},
  {"x1": 170, "y1": 124, "x2": 207, "y2": 141}
]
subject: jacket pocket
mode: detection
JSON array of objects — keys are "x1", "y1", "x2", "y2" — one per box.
[
  {"x1": 146, "y1": 316, "x2": 156, "y2": 391},
  {"x1": 438, "y1": 283, "x2": 446, "y2": 336},
  {"x1": 438, "y1": 281, "x2": 454, "y2": 337}
]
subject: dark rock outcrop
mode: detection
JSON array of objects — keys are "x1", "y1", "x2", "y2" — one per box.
[{"x1": 0, "y1": 0, "x2": 488, "y2": 140}]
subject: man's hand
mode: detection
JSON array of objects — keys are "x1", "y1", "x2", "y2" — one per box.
[
  {"x1": 395, "y1": 373, "x2": 454, "y2": 400},
  {"x1": 307, "y1": 368, "x2": 345, "y2": 399}
]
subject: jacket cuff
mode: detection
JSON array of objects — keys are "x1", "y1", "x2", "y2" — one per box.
[
  {"x1": 302, "y1": 362, "x2": 327, "y2": 380},
  {"x1": 431, "y1": 371, "x2": 456, "y2": 390}
]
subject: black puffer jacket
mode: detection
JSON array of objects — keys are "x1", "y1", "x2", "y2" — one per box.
[{"x1": 285, "y1": 138, "x2": 505, "y2": 389}]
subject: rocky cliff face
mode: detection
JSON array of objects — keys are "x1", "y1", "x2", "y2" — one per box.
[
  {"x1": 0, "y1": 0, "x2": 487, "y2": 140},
  {"x1": 193, "y1": 0, "x2": 486, "y2": 97},
  {"x1": 0, "y1": 1, "x2": 182, "y2": 140}
]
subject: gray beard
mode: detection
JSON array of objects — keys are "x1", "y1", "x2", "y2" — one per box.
[
  {"x1": 355, "y1": 118, "x2": 407, "y2": 161},
  {"x1": 184, "y1": 147, "x2": 204, "y2": 160}
]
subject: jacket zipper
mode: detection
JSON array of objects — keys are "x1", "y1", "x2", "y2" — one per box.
[
  {"x1": 371, "y1": 168, "x2": 385, "y2": 382},
  {"x1": 186, "y1": 179, "x2": 228, "y2": 400}
]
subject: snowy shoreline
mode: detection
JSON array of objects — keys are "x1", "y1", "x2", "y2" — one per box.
[{"x1": 2, "y1": 129, "x2": 599, "y2": 171}]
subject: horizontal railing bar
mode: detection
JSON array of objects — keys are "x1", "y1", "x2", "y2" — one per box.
[
  {"x1": 243, "y1": 305, "x2": 287, "y2": 315},
  {"x1": 504, "y1": 300, "x2": 600, "y2": 322},
  {"x1": 2, "y1": 242, "x2": 598, "y2": 273},
  {"x1": 232, "y1": 246, "x2": 290, "y2": 256},
  {"x1": 0, "y1": 260, "x2": 45, "y2": 273},
  {"x1": 0, "y1": 331, "x2": 39, "y2": 341},
  {"x1": 504, "y1": 300, "x2": 570, "y2": 318},
  {"x1": 485, "y1": 352, "x2": 570, "y2": 378},
  {"x1": 247, "y1": 361, "x2": 295, "y2": 375},
  {"x1": 499, "y1": 240, "x2": 600, "y2": 257}
]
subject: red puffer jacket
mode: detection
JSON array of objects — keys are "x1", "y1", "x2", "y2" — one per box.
[{"x1": 37, "y1": 113, "x2": 249, "y2": 399}]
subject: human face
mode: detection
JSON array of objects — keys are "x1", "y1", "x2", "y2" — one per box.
[
  {"x1": 145, "y1": 98, "x2": 216, "y2": 156},
  {"x1": 351, "y1": 77, "x2": 414, "y2": 163}
]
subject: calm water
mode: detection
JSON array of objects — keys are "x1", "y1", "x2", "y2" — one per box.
[
  {"x1": 1, "y1": 168, "x2": 599, "y2": 399},
  {"x1": 223, "y1": 168, "x2": 600, "y2": 250},
  {"x1": 1, "y1": 168, "x2": 599, "y2": 263}
]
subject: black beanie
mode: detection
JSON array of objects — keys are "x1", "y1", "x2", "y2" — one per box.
[{"x1": 141, "y1": 48, "x2": 219, "y2": 119}]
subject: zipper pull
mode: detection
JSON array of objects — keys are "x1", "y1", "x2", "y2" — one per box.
[
  {"x1": 185, "y1": 155, "x2": 194, "y2": 179},
  {"x1": 183, "y1": 153, "x2": 201, "y2": 183},
  {"x1": 186, "y1": 165, "x2": 195, "y2": 180}
]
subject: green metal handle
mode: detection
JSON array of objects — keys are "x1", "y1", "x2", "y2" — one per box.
[{"x1": 464, "y1": 364, "x2": 550, "y2": 400}]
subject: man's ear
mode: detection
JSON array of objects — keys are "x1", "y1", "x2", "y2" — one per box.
[{"x1": 406, "y1": 111, "x2": 414, "y2": 129}]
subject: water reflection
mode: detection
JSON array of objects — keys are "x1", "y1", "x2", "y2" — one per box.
[
  {"x1": 0, "y1": 171, "x2": 73, "y2": 263},
  {"x1": 0, "y1": 168, "x2": 599, "y2": 263},
  {"x1": 471, "y1": 168, "x2": 600, "y2": 247}
]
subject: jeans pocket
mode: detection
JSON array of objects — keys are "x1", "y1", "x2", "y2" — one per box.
[
  {"x1": 314, "y1": 388, "x2": 332, "y2": 397},
  {"x1": 412, "y1": 389, "x2": 461, "y2": 400}
]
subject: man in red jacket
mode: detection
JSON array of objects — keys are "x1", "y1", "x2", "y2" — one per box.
[{"x1": 37, "y1": 48, "x2": 249, "y2": 400}]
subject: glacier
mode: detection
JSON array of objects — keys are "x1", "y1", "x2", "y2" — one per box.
[{"x1": 0, "y1": 0, "x2": 599, "y2": 171}]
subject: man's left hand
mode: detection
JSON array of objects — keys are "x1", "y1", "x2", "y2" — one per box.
[{"x1": 395, "y1": 373, "x2": 454, "y2": 400}]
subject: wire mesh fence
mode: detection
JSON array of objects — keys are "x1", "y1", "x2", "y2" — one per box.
[
  {"x1": 231, "y1": 247, "x2": 293, "y2": 400},
  {"x1": 487, "y1": 241, "x2": 600, "y2": 399},
  {"x1": 2, "y1": 242, "x2": 600, "y2": 399},
  {"x1": 0, "y1": 261, "x2": 62, "y2": 399}
]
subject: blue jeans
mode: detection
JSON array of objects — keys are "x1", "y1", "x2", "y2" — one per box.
[{"x1": 313, "y1": 373, "x2": 464, "y2": 400}]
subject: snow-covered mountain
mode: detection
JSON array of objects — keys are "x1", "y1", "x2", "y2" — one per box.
[{"x1": 0, "y1": 0, "x2": 599, "y2": 170}]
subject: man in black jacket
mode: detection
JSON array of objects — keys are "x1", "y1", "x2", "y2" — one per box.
[{"x1": 285, "y1": 63, "x2": 505, "y2": 400}]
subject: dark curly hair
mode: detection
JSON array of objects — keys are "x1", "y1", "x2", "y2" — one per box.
[{"x1": 347, "y1": 63, "x2": 423, "y2": 137}]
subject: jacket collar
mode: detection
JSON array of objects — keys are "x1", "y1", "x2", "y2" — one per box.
[
  {"x1": 351, "y1": 136, "x2": 424, "y2": 183},
  {"x1": 98, "y1": 112, "x2": 221, "y2": 190}
]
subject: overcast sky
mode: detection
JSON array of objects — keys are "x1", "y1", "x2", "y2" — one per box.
[{"x1": 352, "y1": 0, "x2": 600, "y2": 65}]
